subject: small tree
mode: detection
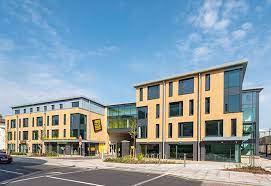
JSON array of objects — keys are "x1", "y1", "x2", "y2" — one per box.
[{"x1": 128, "y1": 119, "x2": 137, "y2": 158}]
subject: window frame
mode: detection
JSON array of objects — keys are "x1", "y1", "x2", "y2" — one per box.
[
  {"x1": 147, "y1": 85, "x2": 160, "y2": 100},
  {"x1": 205, "y1": 74, "x2": 210, "y2": 91},
  {"x1": 178, "y1": 122, "x2": 193, "y2": 138}
]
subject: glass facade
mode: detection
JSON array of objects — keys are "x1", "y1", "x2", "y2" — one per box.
[
  {"x1": 224, "y1": 68, "x2": 242, "y2": 113},
  {"x1": 179, "y1": 78, "x2": 194, "y2": 95},
  {"x1": 148, "y1": 85, "x2": 160, "y2": 100},
  {"x1": 137, "y1": 106, "x2": 148, "y2": 119},
  {"x1": 107, "y1": 103, "x2": 137, "y2": 129},
  {"x1": 205, "y1": 144, "x2": 240, "y2": 162},
  {"x1": 70, "y1": 113, "x2": 87, "y2": 139},
  {"x1": 169, "y1": 144, "x2": 193, "y2": 159}
]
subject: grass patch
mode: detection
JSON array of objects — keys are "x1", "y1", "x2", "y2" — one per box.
[
  {"x1": 224, "y1": 165, "x2": 271, "y2": 174},
  {"x1": 10, "y1": 152, "x2": 27, "y2": 156},
  {"x1": 104, "y1": 156, "x2": 180, "y2": 164}
]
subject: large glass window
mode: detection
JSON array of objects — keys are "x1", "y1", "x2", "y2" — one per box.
[
  {"x1": 15, "y1": 109, "x2": 20, "y2": 114},
  {"x1": 179, "y1": 78, "x2": 194, "y2": 95},
  {"x1": 23, "y1": 118, "x2": 28, "y2": 127},
  {"x1": 72, "y1": 101, "x2": 79, "y2": 107},
  {"x1": 205, "y1": 120, "x2": 223, "y2": 137},
  {"x1": 139, "y1": 88, "x2": 143, "y2": 101},
  {"x1": 169, "y1": 101, "x2": 183, "y2": 117},
  {"x1": 137, "y1": 106, "x2": 148, "y2": 119},
  {"x1": 70, "y1": 113, "x2": 87, "y2": 139},
  {"x1": 52, "y1": 115, "x2": 59, "y2": 126},
  {"x1": 36, "y1": 117, "x2": 43, "y2": 127},
  {"x1": 205, "y1": 74, "x2": 210, "y2": 91},
  {"x1": 148, "y1": 85, "x2": 160, "y2": 100},
  {"x1": 169, "y1": 82, "x2": 173, "y2": 97},
  {"x1": 23, "y1": 131, "x2": 28, "y2": 140},
  {"x1": 178, "y1": 122, "x2": 193, "y2": 137},
  {"x1": 224, "y1": 69, "x2": 242, "y2": 113},
  {"x1": 7, "y1": 132, "x2": 12, "y2": 140},
  {"x1": 205, "y1": 144, "x2": 240, "y2": 162},
  {"x1": 32, "y1": 130, "x2": 39, "y2": 140},
  {"x1": 11, "y1": 119, "x2": 16, "y2": 128},
  {"x1": 137, "y1": 125, "x2": 147, "y2": 138},
  {"x1": 52, "y1": 130, "x2": 59, "y2": 138},
  {"x1": 242, "y1": 92, "x2": 257, "y2": 122}
]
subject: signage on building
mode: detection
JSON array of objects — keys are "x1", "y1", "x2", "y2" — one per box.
[{"x1": 92, "y1": 119, "x2": 102, "y2": 132}]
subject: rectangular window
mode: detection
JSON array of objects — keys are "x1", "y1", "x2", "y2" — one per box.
[
  {"x1": 189, "y1": 100, "x2": 194, "y2": 116},
  {"x1": 15, "y1": 109, "x2": 20, "y2": 114},
  {"x1": 72, "y1": 101, "x2": 79, "y2": 107},
  {"x1": 147, "y1": 85, "x2": 160, "y2": 100},
  {"x1": 19, "y1": 119, "x2": 21, "y2": 128},
  {"x1": 47, "y1": 116, "x2": 49, "y2": 126},
  {"x1": 156, "y1": 104, "x2": 160, "y2": 118},
  {"x1": 23, "y1": 109, "x2": 26, "y2": 113},
  {"x1": 36, "y1": 117, "x2": 43, "y2": 127},
  {"x1": 139, "y1": 88, "x2": 143, "y2": 101},
  {"x1": 37, "y1": 107, "x2": 40, "y2": 112},
  {"x1": 23, "y1": 118, "x2": 28, "y2": 127},
  {"x1": 32, "y1": 130, "x2": 39, "y2": 140},
  {"x1": 30, "y1": 108, "x2": 33, "y2": 113},
  {"x1": 169, "y1": 101, "x2": 183, "y2": 117},
  {"x1": 52, "y1": 115, "x2": 59, "y2": 126},
  {"x1": 47, "y1": 130, "x2": 49, "y2": 138},
  {"x1": 205, "y1": 74, "x2": 210, "y2": 91},
  {"x1": 22, "y1": 131, "x2": 28, "y2": 140},
  {"x1": 169, "y1": 82, "x2": 173, "y2": 97},
  {"x1": 19, "y1": 131, "x2": 21, "y2": 140},
  {"x1": 44, "y1": 106, "x2": 47, "y2": 112},
  {"x1": 32, "y1": 118, "x2": 34, "y2": 127},
  {"x1": 8, "y1": 132, "x2": 12, "y2": 140},
  {"x1": 11, "y1": 120, "x2": 16, "y2": 128},
  {"x1": 14, "y1": 132, "x2": 16, "y2": 140},
  {"x1": 156, "y1": 124, "x2": 160, "y2": 138},
  {"x1": 60, "y1": 104, "x2": 63, "y2": 109},
  {"x1": 51, "y1": 105, "x2": 55, "y2": 110},
  {"x1": 231, "y1": 119, "x2": 237, "y2": 136},
  {"x1": 64, "y1": 114, "x2": 66, "y2": 125},
  {"x1": 137, "y1": 107, "x2": 148, "y2": 119},
  {"x1": 178, "y1": 122, "x2": 193, "y2": 137},
  {"x1": 179, "y1": 78, "x2": 194, "y2": 95},
  {"x1": 168, "y1": 123, "x2": 172, "y2": 138},
  {"x1": 64, "y1": 129, "x2": 66, "y2": 138},
  {"x1": 224, "y1": 69, "x2": 242, "y2": 113},
  {"x1": 137, "y1": 125, "x2": 147, "y2": 138},
  {"x1": 205, "y1": 97, "x2": 210, "y2": 114},
  {"x1": 205, "y1": 120, "x2": 223, "y2": 137},
  {"x1": 52, "y1": 130, "x2": 59, "y2": 138}
]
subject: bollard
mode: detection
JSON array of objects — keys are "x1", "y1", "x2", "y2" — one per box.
[{"x1": 184, "y1": 153, "x2": 186, "y2": 167}]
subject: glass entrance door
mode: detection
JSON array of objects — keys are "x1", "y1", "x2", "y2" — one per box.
[{"x1": 109, "y1": 144, "x2": 116, "y2": 156}]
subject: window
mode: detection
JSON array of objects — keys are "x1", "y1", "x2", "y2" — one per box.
[
  {"x1": 205, "y1": 97, "x2": 210, "y2": 114},
  {"x1": 23, "y1": 109, "x2": 26, "y2": 113},
  {"x1": 60, "y1": 104, "x2": 63, "y2": 109},
  {"x1": 47, "y1": 130, "x2": 49, "y2": 138},
  {"x1": 137, "y1": 125, "x2": 147, "y2": 138},
  {"x1": 22, "y1": 131, "x2": 28, "y2": 140},
  {"x1": 139, "y1": 88, "x2": 143, "y2": 101},
  {"x1": 168, "y1": 123, "x2": 172, "y2": 138},
  {"x1": 32, "y1": 130, "x2": 38, "y2": 140},
  {"x1": 169, "y1": 101, "x2": 183, "y2": 117},
  {"x1": 189, "y1": 100, "x2": 194, "y2": 116},
  {"x1": 231, "y1": 119, "x2": 237, "y2": 136},
  {"x1": 15, "y1": 109, "x2": 20, "y2": 114},
  {"x1": 23, "y1": 118, "x2": 28, "y2": 127},
  {"x1": 179, "y1": 78, "x2": 194, "y2": 95},
  {"x1": 11, "y1": 120, "x2": 16, "y2": 128},
  {"x1": 156, "y1": 104, "x2": 160, "y2": 118},
  {"x1": 64, "y1": 114, "x2": 66, "y2": 125},
  {"x1": 52, "y1": 130, "x2": 59, "y2": 138},
  {"x1": 36, "y1": 117, "x2": 43, "y2": 126},
  {"x1": 51, "y1": 105, "x2": 55, "y2": 110},
  {"x1": 37, "y1": 107, "x2": 40, "y2": 112},
  {"x1": 137, "y1": 107, "x2": 148, "y2": 119},
  {"x1": 14, "y1": 132, "x2": 16, "y2": 140},
  {"x1": 47, "y1": 116, "x2": 49, "y2": 126},
  {"x1": 19, "y1": 131, "x2": 21, "y2": 140},
  {"x1": 70, "y1": 129, "x2": 78, "y2": 138},
  {"x1": 205, "y1": 120, "x2": 223, "y2": 137},
  {"x1": 72, "y1": 101, "x2": 79, "y2": 107},
  {"x1": 7, "y1": 120, "x2": 9, "y2": 129},
  {"x1": 19, "y1": 119, "x2": 21, "y2": 128},
  {"x1": 64, "y1": 129, "x2": 66, "y2": 138},
  {"x1": 169, "y1": 82, "x2": 173, "y2": 97},
  {"x1": 52, "y1": 115, "x2": 59, "y2": 126},
  {"x1": 147, "y1": 85, "x2": 160, "y2": 100},
  {"x1": 178, "y1": 122, "x2": 193, "y2": 137},
  {"x1": 32, "y1": 118, "x2": 34, "y2": 127},
  {"x1": 30, "y1": 108, "x2": 33, "y2": 113},
  {"x1": 205, "y1": 74, "x2": 210, "y2": 91},
  {"x1": 44, "y1": 106, "x2": 47, "y2": 112},
  {"x1": 8, "y1": 132, "x2": 12, "y2": 140},
  {"x1": 224, "y1": 69, "x2": 242, "y2": 113},
  {"x1": 156, "y1": 124, "x2": 160, "y2": 138}
]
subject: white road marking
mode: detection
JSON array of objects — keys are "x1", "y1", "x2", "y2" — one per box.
[
  {"x1": 49, "y1": 168, "x2": 96, "y2": 176},
  {"x1": 46, "y1": 175, "x2": 104, "y2": 186},
  {"x1": 132, "y1": 173, "x2": 169, "y2": 186},
  {"x1": 0, "y1": 169, "x2": 23, "y2": 175},
  {"x1": 0, "y1": 175, "x2": 45, "y2": 185}
]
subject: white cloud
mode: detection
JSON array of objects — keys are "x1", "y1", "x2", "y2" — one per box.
[
  {"x1": 188, "y1": 33, "x2": 201, "y2": 42},
  {"x1": 194, "y1": 46, "x2": 209, "y2": 58},
  {"x1": 214, "y1": 19, "x2": 230, "y2": 30},
  {"x1": 232, "y1": 29, "x2": 246, "y2": 40},
  {"x1": 241, "y1": 22, "x2": 252, "y2": 31}
]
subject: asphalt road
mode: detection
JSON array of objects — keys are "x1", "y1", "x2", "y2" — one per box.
[{"x1": 0, "y1": 158, "x2": 236, "y2": 186}]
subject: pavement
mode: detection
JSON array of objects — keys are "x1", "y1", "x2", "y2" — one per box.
[{"x1": 1, "y1": 156, "x2": 271, "y2": 186}]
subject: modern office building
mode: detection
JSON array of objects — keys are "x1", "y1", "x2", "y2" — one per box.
[
  {"x1": 0, "y1": 114, "x2": 5, "y2": 150},
  {"x1": 5, "y1": 60, "x2": 262, "y2": 162}
]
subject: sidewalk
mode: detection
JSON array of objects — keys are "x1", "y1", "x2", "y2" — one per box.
[{"x1": 15, "y1": 157, "x2": 271, "y2": 185}]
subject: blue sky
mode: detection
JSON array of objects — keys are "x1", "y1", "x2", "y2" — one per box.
[{"x1": 0, "y1": 0, "x2": 270, "y2": 129}]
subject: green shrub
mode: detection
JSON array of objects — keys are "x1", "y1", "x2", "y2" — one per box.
[
  {"x1": 44, "y1": 152, "x2": 58, "y2": 157},
  {"x1": 137, "y1": 153, "x2": 144, "y2": 161},
  {"x1": 10, "y1": 152, "x2": 27, "y2": 156},
  {"x1": 104, "y1": 157, "x2": 179, "y2": 164}
]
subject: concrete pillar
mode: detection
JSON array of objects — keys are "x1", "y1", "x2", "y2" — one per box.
[
  {"x1": 121, "y1": 140, "x2": 130, "y2": 157},
  {"x1": 200, "y1": 144, "x2": 206, "y2": 161},
  {"x1": 193, "y1": 142, "x2": 198, "y2": 161},
  {"x1": 235, "y1": 144, "x2": 241, "y2": 162}
]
